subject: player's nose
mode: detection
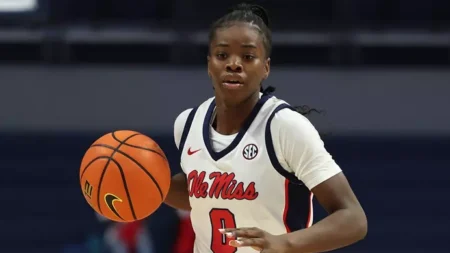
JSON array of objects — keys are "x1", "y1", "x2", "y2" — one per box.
[{"x1": 226, "y1": 57, "x2": 242, "y2": 73}]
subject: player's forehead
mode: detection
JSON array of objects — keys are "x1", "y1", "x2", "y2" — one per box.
[{"x1": 212, "y1": 23, "x2": 263, "y2": 49}]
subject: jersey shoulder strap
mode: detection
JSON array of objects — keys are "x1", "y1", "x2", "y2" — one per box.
[
  {"x1": 179, "y1": 107, "x2": 198, "y2": 155},
  {"x1": 265, "y1": 103, "x2": 304, "y2": 185}
]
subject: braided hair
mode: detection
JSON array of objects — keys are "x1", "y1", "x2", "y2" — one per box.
[{"x1": 209, "y1": 3, "x2": 272, "y2": 58}]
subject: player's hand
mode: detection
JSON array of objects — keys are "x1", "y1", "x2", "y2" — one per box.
[{"x1": 219, "y1": 227, "x2": 291, "y2": 253}]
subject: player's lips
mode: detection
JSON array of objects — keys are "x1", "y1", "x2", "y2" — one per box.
[
  {"x1": 222, "y1": 81, "x2": 243, "y2": 89},
  {"x1": 222, "y1": 75, "x2": 244, "y2": 89}
]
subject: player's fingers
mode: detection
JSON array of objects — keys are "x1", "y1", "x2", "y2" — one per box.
[
  {"x1": 220, "y1": 227, "x2": 260, "y2": 232},
  {"x1": 229, "y1": 238, "x2": 266, "y2": 249},
  {"x1": 232, "y1": 227, "x2": 265, "y2": 238},
  {"x1": 219, "y1": 228, "x2": 235, "y2": 233},
  {"x1": 220, "y1": 227, "x2": 265, "y2": 239},
  {"x1": 219, "y1": 228, "x2": 253, "y2": 238},
  {"x1": 219, "y1": 227, "x2": 263, "y2": 236}
]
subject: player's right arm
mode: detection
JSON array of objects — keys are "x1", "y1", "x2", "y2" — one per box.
[
  {"x1": 164, "y1": 172, "x2": 191, "y2": 210},
  {"x1": 163, "y1": 109, "x2": 193, "y2": 211}
]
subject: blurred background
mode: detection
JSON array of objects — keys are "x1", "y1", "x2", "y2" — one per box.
[{"x1": 0, "y1": 0, "x2": 449, "y2": 253}]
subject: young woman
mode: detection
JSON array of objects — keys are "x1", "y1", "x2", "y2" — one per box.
[{"x1": 164, "y1": 3, "x2": 367, "y2": 253}]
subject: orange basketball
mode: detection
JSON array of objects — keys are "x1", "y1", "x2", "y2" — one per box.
[{"x1": 79, "y1": 130, "x2": 171, "y2": 222}]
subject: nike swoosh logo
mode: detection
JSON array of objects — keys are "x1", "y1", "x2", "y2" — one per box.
[
  {"x1": 104, "y1": 193, "x2": 123, "y2": 220},
  {"x1": 187, "y1": 147, "x2": 201, "y2": 155}
]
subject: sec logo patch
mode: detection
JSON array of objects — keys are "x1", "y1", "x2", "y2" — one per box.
[{"x1": 243, "y1": 144, "x2": 258, "y2": 160}]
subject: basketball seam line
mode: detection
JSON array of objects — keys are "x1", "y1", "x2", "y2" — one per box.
[
  {"x1": 96, "y1": 132, "x2": 140, "y2": 220},
  {"x1": 108, "y1": 158, "x2": 134, "y2": 221},
  {"x1": 80, "y1": 156, "x2": 110, "y2": 181},
  {"x1": 91, "y1": 143, "x2": 164, "y2": 201},
  {"x1": 111, "y1": 132, "x2": 167, "y2": 161}
]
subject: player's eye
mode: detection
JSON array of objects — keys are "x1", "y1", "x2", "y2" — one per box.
[
  {"x1": 216, "y1": 53, "x2": 227, "y2": 59},
  {"x1": 243, "y1": 54, "x2": 255, "y2": 60}
]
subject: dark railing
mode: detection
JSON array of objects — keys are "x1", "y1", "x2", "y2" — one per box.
[{"x1": 0, "y1": 0, "x2": 449, "y2": 66}]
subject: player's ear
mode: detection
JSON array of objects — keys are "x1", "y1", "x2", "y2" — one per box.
[{"x1": 263, "y1": 57, "x2": 270, "y2": 80}]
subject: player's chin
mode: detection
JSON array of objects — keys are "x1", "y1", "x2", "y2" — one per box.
[{"x1": 221, "y1": 93, "x2": 253, "y2": 107}]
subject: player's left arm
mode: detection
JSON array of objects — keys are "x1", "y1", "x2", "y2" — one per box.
[
  {"x1": 284, "y1": 173, "x2": 367, "y2": 253},
  {"x1": 280, "y1": 111, "x2": 367, "y2": 252},
  {"x1": 223, "y1": 109, "x2": 367, "y2": 253}
]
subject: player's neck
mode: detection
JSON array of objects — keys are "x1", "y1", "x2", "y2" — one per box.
[{"x1": 214, "y1": 93, "x2": 260, "y2": 135}]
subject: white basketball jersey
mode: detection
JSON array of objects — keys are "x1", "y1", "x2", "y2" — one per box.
[{"x1": 179, "y1": 95, "x2": 313, "y2": 253}]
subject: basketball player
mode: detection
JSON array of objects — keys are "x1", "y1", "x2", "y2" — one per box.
[{"x1": 164, "y1": 3, "x2": 367, "y2": 253}]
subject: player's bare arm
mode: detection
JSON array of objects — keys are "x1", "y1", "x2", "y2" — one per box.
[
  {"x1": 286, "y1": 172, "x2": 367, "y2": 252},
  {"x1": 164, "y1": 172, "x2": 191, "y2": 211},
  {"x1": 222, "y1": 173, "x2": 367, "y2": 253}
]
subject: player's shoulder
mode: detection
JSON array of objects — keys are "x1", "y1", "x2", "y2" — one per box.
[
  {"x1": 269, "y1": 98, "x2": 317, "y2": 135},
  {"x1": 174, "y1": 108, "x2": 193, "y2": 132},
  {"x1": 174, "y1": 96, "x2": 214, "y2": 133},
  {"x1": 174, "y1": 97, "x2": 214, "y2": 149},
  {"x1": 173, "y1": 108, "x2": 193, "y2": 150}
]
